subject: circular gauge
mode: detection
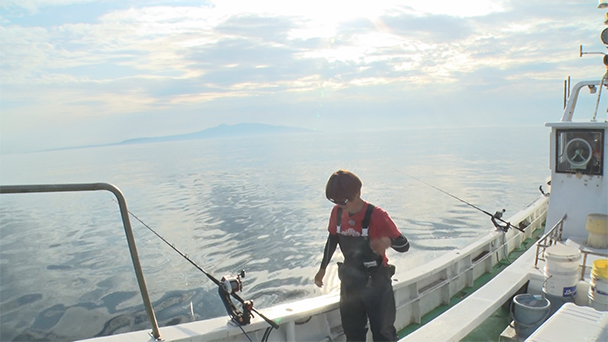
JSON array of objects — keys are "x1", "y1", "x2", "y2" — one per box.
[
  {"x1": 602, "y1": 28, "x2": 608, "y2": 45},
  {"x1": 565, "y1": 138, "x2": 592, "y2": 169}
]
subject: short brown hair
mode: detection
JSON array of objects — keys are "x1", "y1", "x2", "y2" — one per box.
[{"x1": 325, "y1": 169, "x2": 362, "y2": 202}]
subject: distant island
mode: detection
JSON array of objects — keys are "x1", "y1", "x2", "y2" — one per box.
[
  {"x1": 38, "y1": 123, "x2": 313, "y2": 153},
  {"x1": 120, "y1": 123, "x2": 312, "y2": 145}
]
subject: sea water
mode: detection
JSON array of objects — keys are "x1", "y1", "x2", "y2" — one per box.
[{"x1": 0, "y1": 126, "x2": 549, "y2": 341}]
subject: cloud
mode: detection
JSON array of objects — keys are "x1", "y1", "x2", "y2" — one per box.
[
  {"x1": 381, "y1": 14, "x2": 474, "y2": 44},
  {"x1": 1, "y1": 0, "x2": 95, "y2": 15},
  {"x1": 215, "y1": 14, "x2": 296, "y2": 42},
  {"x1": 0, "y1": 0, "x2": 605, "y2": 153}
]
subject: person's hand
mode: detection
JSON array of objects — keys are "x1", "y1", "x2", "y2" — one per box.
[
  {"x1": 370, "y1": 237, "x2": 391, "y2": 255},
  {"x1": 314, "y1": 268, "x2": 326, "y2": 287}
]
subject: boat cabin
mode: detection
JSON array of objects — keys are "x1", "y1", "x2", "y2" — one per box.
[{"x1": 546, "y1": 80, "x2": 608, "y2": 242}]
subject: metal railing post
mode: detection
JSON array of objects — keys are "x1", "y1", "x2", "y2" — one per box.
[
  {"x1": 0, "y1": 183, "x2": 161, "y2": 340},
  {"x1": 534, "y1": 214, "x2": 567, "y2": 269}
]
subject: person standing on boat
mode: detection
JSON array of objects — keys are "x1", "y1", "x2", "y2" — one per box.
[{"x1": 314, "y1": 169, "x2": 410, "y2": 342}]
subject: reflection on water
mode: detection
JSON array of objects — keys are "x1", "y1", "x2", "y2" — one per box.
[{"x1": 0, "y1": 127, "x2": 549, "y2": 341}]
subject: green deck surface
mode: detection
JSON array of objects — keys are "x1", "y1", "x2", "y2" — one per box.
[
  {"x1": 398, "y1": 227, "x2": 543, "y2": 340},
  {"x1": 461, "y1": 305, "x2": 511, "y2": 342}
]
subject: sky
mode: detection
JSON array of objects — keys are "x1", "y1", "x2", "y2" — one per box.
[{"x1": 1, "y1": 0, "x2": 607, "y2": 153}]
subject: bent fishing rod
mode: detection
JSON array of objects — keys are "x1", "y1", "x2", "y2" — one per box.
[
  {"x1": 121, "y1": 205, "x2": 280, "y2": 330},
  {"x1": 398, "y1": 171, "x2": 526, "y2": 233}
]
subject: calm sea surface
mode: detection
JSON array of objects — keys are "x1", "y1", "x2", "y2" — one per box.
[{"x1": 0, "y1": 126, "x2": 549, "y2": 341}]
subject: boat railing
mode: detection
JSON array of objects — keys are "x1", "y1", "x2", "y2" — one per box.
[
  {"x1": 0, "y1": 183, "x2": 162, "y2": 340},
  {"x1": 534, "y1": 214, "x2": 567, "y2": 268},
  {"x1": 534, "y1": 213, "x2": 608, "y2": 280},
  {"x1": 562, "y1": 80, "x2": 603, "y2": 121},
  {"x1": 580, "y1": 249, "x2": 608, "y2": 280}
]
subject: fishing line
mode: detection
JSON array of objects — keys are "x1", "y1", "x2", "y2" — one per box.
[
  {"x1": 113, "y1": 200, "x2": 279, "y2": 332},
  {"x1": 128, "y1": 208, "x2": 222, "y2": 285},
  {"x1": 233, "y1": 318, "x2": 254, "y2": 342},
  {"x1": 262, "y1": 327, "x2": 273, "y2": 341},
  {"x1": 396, "y1": 170, "x2": 525, "y2": 233}
]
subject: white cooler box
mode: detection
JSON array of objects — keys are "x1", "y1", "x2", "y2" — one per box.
[{"x1": 525, "y1": 303, "x2": 608, "y2": 342}]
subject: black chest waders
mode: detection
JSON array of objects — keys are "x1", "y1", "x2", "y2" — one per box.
[
  {"x1": 336, "y1": 204, "x2": 381, "y2": 289},
  {"x1": 335, "y1": 204, "x2": 399, "y2": 342}
]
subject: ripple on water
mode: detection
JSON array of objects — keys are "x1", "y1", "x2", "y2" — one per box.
[{"x1": 0, "y1": 127, "x2": 550, "y2": 341}]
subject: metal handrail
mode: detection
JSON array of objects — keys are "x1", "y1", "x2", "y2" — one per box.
[
  {"x1": 534, "y1": 214, "x2": 608, "y2": 280},
  {"x1": 580, "y1": 250, "x2": 608, "y2": 280},
  {"x1": 534, "y1": 214, "x2": 567, "y2": 268},
  {"x1": 0, "y1": 183, "x2": 161, "y2": 340}
]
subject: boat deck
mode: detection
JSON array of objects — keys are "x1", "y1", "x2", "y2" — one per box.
[
  {"x1": 400, "y1": 239, "x2": 543, "y2": 341},
  {"x1": 400, "y1": 237, "x2": 608, "y2": 342}
]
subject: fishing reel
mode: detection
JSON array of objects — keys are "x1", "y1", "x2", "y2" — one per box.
[
  {"x1": 218, "y1": 270, "x2": 254, "y2": 325},
  {"x1": 492, "y1": 209, "x2": 510, "y2": 232},
  {"x1": 220, "y1": 270, "x2": 245, "y2": 294},
  {"x1": 492, "y1": 209, "x2": 526, "y2": 233}
]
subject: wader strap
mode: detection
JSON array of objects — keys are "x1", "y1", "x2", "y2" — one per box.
[
  {"x1": 361, "y1": 204, "x2": 375, "y2": 237},
  {"x1": 336, "y1": 207, "x2": 342, "y2": 233},
  {"x1": 336, "y1": 204, "x2": 375, "y2": 236}
]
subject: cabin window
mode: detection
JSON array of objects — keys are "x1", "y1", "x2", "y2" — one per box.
[{"x1": 556, "y1": 129, "x2": 604, "y2": 175}]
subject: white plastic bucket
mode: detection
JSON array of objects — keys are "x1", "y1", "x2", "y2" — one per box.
[
  {"x1": 511, "y1": 294, "x2": 551, "y2": 338},
  {"x1": 589, "y1": 259, "x2": 608, "y2": 311},
  {"x1": 589, "y1": 284, "x2": 608, "y2": 311},
  {"x1": 543, "y1": 244, "x2": 580, "y2": 297}
]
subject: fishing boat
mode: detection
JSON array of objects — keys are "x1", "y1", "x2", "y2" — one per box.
[{"x1": 3, "y1": 5, "x2": 608, "y2": 342}]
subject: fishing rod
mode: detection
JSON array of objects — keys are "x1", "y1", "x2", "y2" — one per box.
[
  {"x1": 398, "y1": 171, "x2": 526, "y2": 233},
  {"x1": 120, "y1": 204, "x2": 280, "y2": 331}
]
